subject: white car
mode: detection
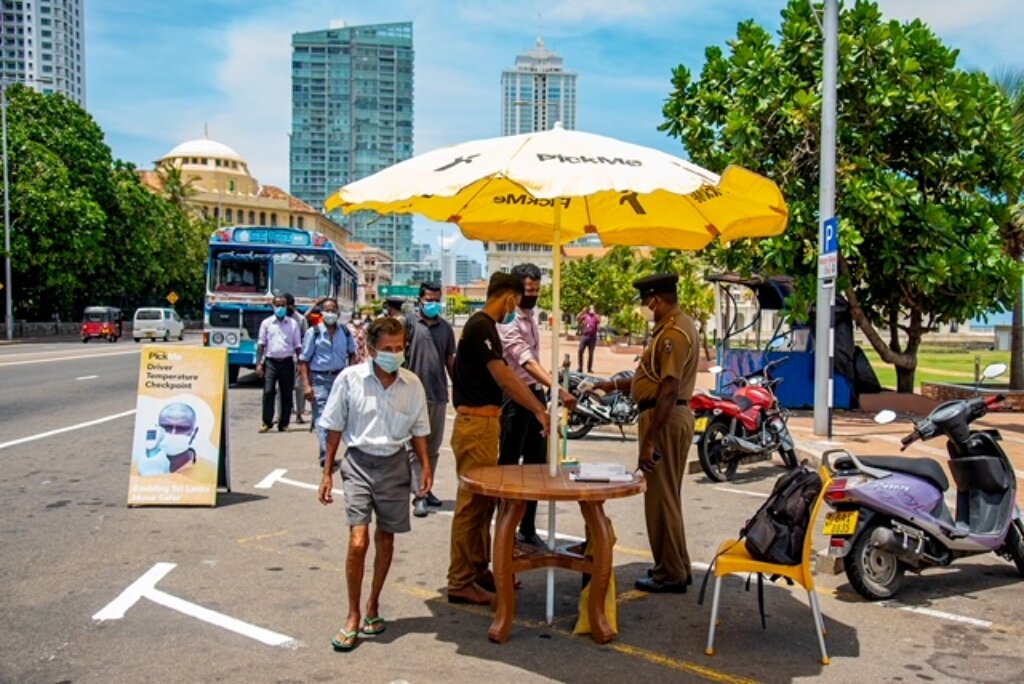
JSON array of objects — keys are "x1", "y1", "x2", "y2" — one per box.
[{"x1": 133, "y1": 308, "x2": 185, "y2": 342}]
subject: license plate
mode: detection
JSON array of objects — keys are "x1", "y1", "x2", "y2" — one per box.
[
  {"x1": 822, "y1": 510, "x2": 859, "y2": 536},
  {"x1": 694, "y1": 416, "x2": 708, "y2": 433}
]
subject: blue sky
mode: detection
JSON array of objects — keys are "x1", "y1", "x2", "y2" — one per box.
[{"x1": 86, "y1": 1, "x2": 1024, "y2": 263}]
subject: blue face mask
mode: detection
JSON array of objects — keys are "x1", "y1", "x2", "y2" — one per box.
[
  {"x1": 374, "y1": 350, "x2": 404, "y2": 374},
  {"x1": 274, "y1": 306, "x2": 287, "y2": 319},
  {"x1": 422, "y1": 301, "x2": 443, "y2": 319},
  {"x1": 502, "y1": 310, "x2": 517, "y2": 325}
]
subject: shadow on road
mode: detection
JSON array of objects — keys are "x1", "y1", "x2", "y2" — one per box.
[
  {"x1": 216, "y1": 491, "x2": 270, "y2": 508},
  {"x1": 349, "y1": 561, "x2": 859, "y2": 682}
]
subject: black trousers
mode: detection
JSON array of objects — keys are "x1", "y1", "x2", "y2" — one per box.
[
  {"x1": 263, "y1": 357, "x2": 295, "y2": 430},
  {"x1": 498, "y1": 387, "x2": 548, "y2": 537},
  {"x1": 578, "y1": 335, "x2": 597, "y2": 372}
]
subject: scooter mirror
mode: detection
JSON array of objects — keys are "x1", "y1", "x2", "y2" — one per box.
[
  {"x1": 874, "y1": 410, "x2": 897, "y2": 425},
  {"x1": 708, "y1": 366, "x2": 723, "y2": 375},
  {"x1": 982, "y1": 362, "x2": 1008, "y2": 380}
]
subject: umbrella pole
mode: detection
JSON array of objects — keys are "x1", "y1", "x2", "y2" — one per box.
[{"x1": 546, "y1": 209, "x2": 563, "y2": 624}]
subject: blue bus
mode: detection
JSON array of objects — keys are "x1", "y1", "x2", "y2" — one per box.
[{"x1": 203, "y1": 226, "x2": 358, "y2": 383}]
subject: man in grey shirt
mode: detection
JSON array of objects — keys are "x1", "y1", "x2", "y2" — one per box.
[{"x1": 403, "y1": 282, "x2": 456, "y2": 518}]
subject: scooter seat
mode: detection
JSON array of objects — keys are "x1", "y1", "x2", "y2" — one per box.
[{"x1": 857, "y1": 456, "x2": 950, "y2": 492}]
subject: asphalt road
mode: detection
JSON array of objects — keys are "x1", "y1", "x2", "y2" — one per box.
[{"x1": 1, "y1": 340, "x2": 1023, "y2": 683}]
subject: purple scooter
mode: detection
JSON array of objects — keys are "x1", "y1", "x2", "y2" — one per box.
[{"x1": 820, "y1": 363, "x2": 1024, "y2": 600}]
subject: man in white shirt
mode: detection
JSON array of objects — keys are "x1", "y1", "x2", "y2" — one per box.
[{"x1": 317, "y1": 316, "x2": 433, "y2": 652}]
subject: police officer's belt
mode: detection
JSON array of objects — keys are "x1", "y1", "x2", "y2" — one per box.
[{"x1": 637, "y1": 398, "x2": 689, "y2": 414}]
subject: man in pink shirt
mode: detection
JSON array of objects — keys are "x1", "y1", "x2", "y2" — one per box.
[
  {"x1": 256, "y1": 294, "x2": 303, "y2": 432},
  {"x1": 576, "y1": 304, "x2": 601, "y2": 373},
  {"x1": 497, "y1": 263, "x2": 576, "y2": 545}
]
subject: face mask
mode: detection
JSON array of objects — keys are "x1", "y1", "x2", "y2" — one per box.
[
  {"x1": 163, "y1": 429, "x2": 196, "y2": 456},
  {"x1": 374, "y1": 350, "x2": 404, "y2": 373},
  {"x1": 422, "y1": 301, "x2": 443, "y2": 318},
  {"x1": 274, "y1": 306, "x2": 287, "y2": 319},
  {"x1": 287, "y1": 307, "x2": 295, "y2": 316},
  {"x1": 640, "y1": 307, "x2": 655, "y2": 323},
  {"x1": 322, "y1": 312, "x2": 339, "y2": 326},
  {"x1": 520, "y1": 295, "x2": 538, "y2": 310}
]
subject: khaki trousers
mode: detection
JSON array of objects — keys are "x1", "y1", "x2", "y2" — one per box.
[
  {"x1": 638, "y1": 405, "x2": 694, "y2": 582},
  {"x1": 447, "y1": 413, "x2": 501, "y2": 590}
]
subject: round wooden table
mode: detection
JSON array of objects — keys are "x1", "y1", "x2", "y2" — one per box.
[{"x1": 460, "y1": 464, "x2": 646, "y2": 644}]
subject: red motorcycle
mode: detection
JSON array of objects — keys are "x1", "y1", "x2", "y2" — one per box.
[{"x1": 690, "y1": 356, "x2": 798, "y2": 482}]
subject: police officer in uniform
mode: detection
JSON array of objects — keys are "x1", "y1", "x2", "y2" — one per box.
[{"x1": 592, "y1": 273, "x2": 698, "y2": 592}]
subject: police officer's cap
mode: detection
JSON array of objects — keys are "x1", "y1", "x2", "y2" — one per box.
[
  {"x1": 633, "y1": 273, "x2": 679, "y2": 299},
  {"x1": 384, "y1": 297, "x2": 406, "y2": 309}
]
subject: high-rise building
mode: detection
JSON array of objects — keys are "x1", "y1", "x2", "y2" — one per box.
[
  {"x1": 289, "y1": 21, "x2": 414, "y2": 279},
  {"x1": 0, "y1": 0, "x2": 86, "y2": 106},
  {"x1": 488, "y1": 35, "x2": 577, "y2": 277},
  {"x1": 501, "y1": 35, "x2": 576, "y2": 136},
  {"x1": 455, "y1": 256, "x2": 482, "y2": 285}
]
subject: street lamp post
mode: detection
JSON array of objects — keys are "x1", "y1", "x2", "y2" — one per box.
[{"x1": 2, "y1": 83, "x2": 13, "y2": 341}]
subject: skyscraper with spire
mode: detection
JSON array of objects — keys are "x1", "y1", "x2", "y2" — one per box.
[
  {"x1": 487, "y1": 34, "x2": 579, "y2": 277},
  {"x1": 500, "y1": 35, "x2": 576, "y2": 136}
]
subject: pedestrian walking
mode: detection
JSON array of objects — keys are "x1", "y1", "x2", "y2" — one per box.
[
  {"x1": 317, "y1": 316, "x2": 433, "y2": 652},
  {"x1": 298, "y1": 297, "x2": 357, "y2": 467},
  {"x1": 591, "y1": 273, "x2": 698, "y2": 593},
  {"x1": 446, "y1": 273, "x2": 550, "y2": 605},
  {"x1": 255, "y1": 294, "x2": 303, "y2": 433},
  {"x1": 577, "y1": 304, "x2": 601, "y2": 373},
  {"x1": 403, "y1": 282, "x2": 456, "y2": 518},
  {"x1": 497, "y1": 263, "x2": 576, "y2": 545}
]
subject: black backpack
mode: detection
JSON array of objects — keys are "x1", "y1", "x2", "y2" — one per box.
[{"x1": 743, "y1": 465, "x2": 823, "y2": 565}]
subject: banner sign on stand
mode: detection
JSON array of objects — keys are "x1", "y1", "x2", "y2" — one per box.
[{"x1": 127, "y1": 346, "x2": 231, "y2": 507}]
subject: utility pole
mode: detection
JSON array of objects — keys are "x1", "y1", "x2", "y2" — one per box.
[
  {"x1": 814, "y1": 0, "x2": 838, "y2": 437},
  {"x1": 2, "y1": 82, "x2": 13, "y2": 341}
]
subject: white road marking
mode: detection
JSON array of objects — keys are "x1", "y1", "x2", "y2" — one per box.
[
  {"x1": 76, "y1": 375, "x2": 98, "y2": 381},
  {"x1": 93, "y1": 562, "x2": 299, "y2": 648},
  {"x1": 879, "y1": 601, "x2": 994, "y2": 629},
  {"x1": 0, "y1": 409, "x2": 136, "y2": 451},
  {"x1": 255, "y1": 468, "x2": 342, "y2": 495},
  {"x1": 715, "y1": 487, "x2": 769, "y2": 499},
  {"x1": 0, "y1": 349, "x2": 141, "y2": 367}
]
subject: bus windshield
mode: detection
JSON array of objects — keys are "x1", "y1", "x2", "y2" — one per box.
[
  {"x1": 272, "y1": 252, "x2": 331, "y2": 299},
  {"x1": 211, "y1": 251, "x2": 271, "y2": 294}
]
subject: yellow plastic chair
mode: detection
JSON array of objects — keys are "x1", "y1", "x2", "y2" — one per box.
[{"x1": 704, "y1": 467, "x2": 831, "y2": 665}]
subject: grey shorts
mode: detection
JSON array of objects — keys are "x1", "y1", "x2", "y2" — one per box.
[{"x1": 340, "y1": 447, "x2": 412, "y2": 534}]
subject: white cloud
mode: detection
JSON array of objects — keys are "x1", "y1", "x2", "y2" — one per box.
[{"x1": 877, "y1": 0, "x2": 1020, "y2": 31}]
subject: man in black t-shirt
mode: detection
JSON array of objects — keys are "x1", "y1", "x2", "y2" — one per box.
[{"x1": 446, "y1": 273, "x2": 551, "y2": 606}]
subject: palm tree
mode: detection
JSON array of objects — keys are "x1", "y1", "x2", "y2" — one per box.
[
  {"x1": 157, "y1": 164, "x2": 199, "y2": 215},
  {"x1": 992, "y1": 69, "x2": 1024, "y2": 390}
]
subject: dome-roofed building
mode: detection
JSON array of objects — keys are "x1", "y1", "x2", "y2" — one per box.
[{"x1": 140, "y1": 135, "x2": 350, "y2": 248}]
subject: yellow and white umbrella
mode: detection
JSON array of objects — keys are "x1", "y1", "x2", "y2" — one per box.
[
  {"x1": 326, "y1": 124, "x2": 786, "y2": 249},
  {"x1": 326, "y1": 123, "x2": 787, "y2": 623}
]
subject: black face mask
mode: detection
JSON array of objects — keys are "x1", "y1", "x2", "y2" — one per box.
[{"x1": 520, "y1": 295, "x2": 539, "y2": 310}]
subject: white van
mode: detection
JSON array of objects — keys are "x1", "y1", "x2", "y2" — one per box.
[{"x1": 133, "y1": 308, "x2": 185, "y2": 342}]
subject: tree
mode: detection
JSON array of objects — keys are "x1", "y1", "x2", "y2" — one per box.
[
  {"x1": 1, "y1": 85, "x2": 208, "y2": 320},
  {"x1": 662, "y1": 0, "x2": 1023, "y2": 391},
  {"x1": 539, "y1": 247, "x2": 716, "y2": 346},
  {"x1": 157, "y1": 164, "x2": 199, "y2": 214},
  {"x1": 991, "y1": 68, "x2": 1024, "y2": 390}
]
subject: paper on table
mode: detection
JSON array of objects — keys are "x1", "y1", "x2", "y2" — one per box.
[{"x1": 571, "y1": 462, "x2": 635, "y2": 483}]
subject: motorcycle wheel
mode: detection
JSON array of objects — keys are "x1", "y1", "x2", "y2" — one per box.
[
  {"x1": 1002, "y1": 519, "x2": 1024, "y2": 576},
  {"x1": 846, "y1": 523, "x2": 905, "y2": 600},
  {"x1": 697, "y1": 418, "x2": 738, "y2": 483},
  {"x1": 566, "y1": 410, "x2": 595, "y2": 440}
]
